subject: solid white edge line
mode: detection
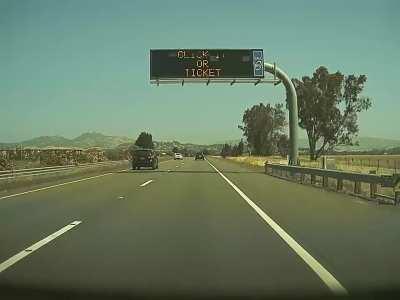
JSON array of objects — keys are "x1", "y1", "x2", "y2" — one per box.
[
  {"x1": 140, "y1": 179, "x2": 154, "y2": 187},
  {"x1": 207, "y1": 160, "x2": 348, "y2": 295},
  {"x1": 0, "y1": 220, "x2": 82, "y2": 273},
  {"x1": 0, "y1": 159, "x2": 173, "y2": 201},
  {"x1": 0, "y1": 173, "x2": 113, "y2": 200}
]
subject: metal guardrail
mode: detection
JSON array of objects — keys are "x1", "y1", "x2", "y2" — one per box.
[
  {"x1": 0, "y1": 161, "x2": 127, "y2": 180},
  {"x1": 0, "y1": 164, "x2": 76, "y2": 175},
  {"x1": 265, "y1": 163, "x2": 400, "y2": 205}
]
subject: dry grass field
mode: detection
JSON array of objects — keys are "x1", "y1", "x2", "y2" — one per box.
[{"x1": 301, "y1": 155, "x2": 400, "y2": 175}]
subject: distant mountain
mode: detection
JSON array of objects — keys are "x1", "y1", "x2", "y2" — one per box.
[
  {"x1": 153, "y1": 140, "x2": 223, "y2": 154},
  {"x1": 0, "y1": 132, "x2": 133, "y2": 149},
  {"x1": 1, "y1": 133, "x2": 399, "y2": 153},
  {"x1": 298, "y1": 137, "x2": 400, "y2": 152},
  {"x1": 215, "y1": 137, "x2": 400, "y2": 152},
  {"x1": 23, "y1": 136, "x2": 72, "y2": 148},
  {"x1": 0, "y1": 133, "x2": 223, "y2": 153},
  {"x1": 336, "y1": 137, "x2": 400, "y2": 151},
  {"x1": 71, "y1": 132, "x2": 132, "y2": 148}
]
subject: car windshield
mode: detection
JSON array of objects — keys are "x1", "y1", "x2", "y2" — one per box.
[{"x1": 1, "y1": 1, "x2": 400, "y2": 299}]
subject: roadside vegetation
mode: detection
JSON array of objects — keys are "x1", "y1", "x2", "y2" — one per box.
[
  {"x1": 222, "y1": 66, "x2": 373, "y2": 163},
  {"x1": 238, "y1": 103, "x2": 289, "y2": 156},
  {"x1": 294, "y1": 67, "x2": 371, "y2": 160},
  {"x1": 219, "y1": 64, "x2": 400, "y2": 195},
  {"x1": 220, "y1": 66, "x2": 396, "y2": 173}
]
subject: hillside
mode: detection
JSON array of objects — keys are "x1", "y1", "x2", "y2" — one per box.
[
  {"x1": 23, "y1": 136, "x2": 72, "y2": 148},
  {"x1": 298, "y1": 137, "x2": 400, "y2": 152},
  {"x1": 334, "y1": 137, "x2": 400, "y2": 151},
  {"x1": 71, "y1": 132, "x2": 132, "y2": 148},
  {"x1": 0, "y1": 132, "x2": 132, "y2": 149},
  {"x1": 1, "y1": 133, "x2": 400, "y2": 153},
  {"x1": 0, "y1": 133, "x2": 222, "y2": 153},
  {"x1": 153, "y1": 140, "x2": 223, "y2": 154}
]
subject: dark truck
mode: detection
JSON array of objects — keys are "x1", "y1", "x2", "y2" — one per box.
[
  {"x1": 195, "y1": 152, "x2": 205, "y2": 160},
  {"x1": 131, "y1": 149, "x2": 159, "y2": 170}
]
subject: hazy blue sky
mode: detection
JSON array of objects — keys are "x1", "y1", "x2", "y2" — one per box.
[{"x1": 1, "y1": 0, "x2": 399, "y2": 144}]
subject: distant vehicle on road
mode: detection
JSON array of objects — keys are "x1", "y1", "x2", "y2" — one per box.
[
  {"x1": 195, "y1": 152, "x2": 205, "y2": 160},
  {"x1": 174, "y1": 153, "x2": 183, "y2": 160},
  {"x1": 131, "y1": 149, "x2": 158, "y2": 170}
]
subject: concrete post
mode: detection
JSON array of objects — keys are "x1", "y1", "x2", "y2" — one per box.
[
  {"x1": 337, "y1": 179, "x2": 343, "y2": 191},
  {"x1": 354, "y1": 181, "x2": 362, "y2": 194}
]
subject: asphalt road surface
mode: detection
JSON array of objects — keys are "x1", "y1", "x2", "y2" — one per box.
[{"x1": 0, "y1": 157, "x2": 399, "y2": 299}]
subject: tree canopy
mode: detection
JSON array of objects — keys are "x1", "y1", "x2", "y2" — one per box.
[
  {"x1": 277, "y1": 134, "x2": 289, "y2": 157},
  {"x1": 293, "y1": 66, "x2": 371, "y2": 160},
  {"x1": 220, "y1": 143, "x2": 232, "y2": 158},
  {"x1": 134, "y1": 132, "x2": 154, "y2": 149},
  {"x1": 239, "y1": 103, "x2": 287, "y2": 155},
  {"x1": 220, "y1": 139, "x2": 245, "y2": 157}
]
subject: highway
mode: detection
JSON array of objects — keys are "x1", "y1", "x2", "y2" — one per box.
[{"x1": 0, "y1": 157, "x2": 400, "y2": 299}]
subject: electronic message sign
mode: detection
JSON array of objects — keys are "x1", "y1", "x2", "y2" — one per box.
[{"x1": 150, "y1": 49, "x2": 264, "y2": 80}]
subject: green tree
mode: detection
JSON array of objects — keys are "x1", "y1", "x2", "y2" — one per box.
[
  {"x1": 277, "y1": 134, "x2": 289, "y2": 157},
  {"x1": 237, "y1": 139, "x2": 244, "y2": 156},
  {"x1": 134, "y1": 132, "x2": 154, "y2": 149},
  {"x1": 231, "y1": 145, "x2": 238, "y2": 157},
  {"x1": 172, "y1": 146, "x2": 179, "y2": 153},
  {"x1": 238, "y1": 103, "x2": 286, "y2": 155},
  {"x1": 230, "y1": 140, "x2": 244, "y2": 157},
  {"x1": 293, "y1": 66, "x2": 371, "y2": 160},
  {"x1": 221, "y1": 143, "x2": 231, "y2": 158}
]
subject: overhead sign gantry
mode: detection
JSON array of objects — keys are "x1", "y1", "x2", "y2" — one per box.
[
  {"x1": 150, "y1": 49, "x2": 299, "y2": 165},
  {"x1": 150, "y1": 49, "x2": 265, "y2": 84}
]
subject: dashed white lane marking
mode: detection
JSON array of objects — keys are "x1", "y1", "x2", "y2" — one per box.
[
  {"x1": 160, "y1": 159, "x2": 172, "y2": 164},
  {"x1": 0, "y1": 173, "x2": 113, "y2": 200},
  {"x1": 207, "y1": 160, "x2": 348, "y2": 295},
  {"x1": 0, "y1": 159, "x2": 175, "y2": 201},
  {"x1": 140, "y1": 180, "x2": 154, "y2": 187},
  {"x1": 0, "y1": 221, "x2": 82, "y2": 273}
]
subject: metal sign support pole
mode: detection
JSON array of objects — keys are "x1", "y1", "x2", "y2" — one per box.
[{"x1": 264, "y1": 63, "x2": 298, "y2": 165}]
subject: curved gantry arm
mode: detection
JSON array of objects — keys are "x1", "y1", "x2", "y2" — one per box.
[{"x1": 264, "y1": 63, "x2": 299, "y2": 165}]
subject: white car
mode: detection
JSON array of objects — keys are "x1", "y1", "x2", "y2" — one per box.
[{"x1": 174, "y1": 153, "x2": 183, "y2": 160}]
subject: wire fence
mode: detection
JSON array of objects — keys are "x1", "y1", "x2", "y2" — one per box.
[
  {"x1": 225, "y1": 155, "x2": 400, "y2": 176},
  {"x1": 299, "y1": 155, "x2": 400, "y2": 175}
]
